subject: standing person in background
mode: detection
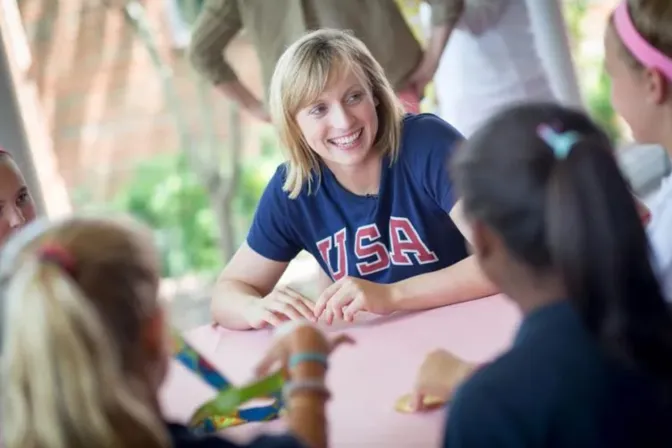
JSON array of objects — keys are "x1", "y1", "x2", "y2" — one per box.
[
  {"x1": 423, "y1": 0, "x2": 557, "y2": 137},
  {"x1": 188, "y1": 0, "x2": 467, "y2": 121}
]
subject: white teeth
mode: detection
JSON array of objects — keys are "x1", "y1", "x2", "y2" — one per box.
[{"x1": 330, "y1": 129, "x2": 362, "y2": 146}]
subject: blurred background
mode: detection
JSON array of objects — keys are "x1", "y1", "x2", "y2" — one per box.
[{"x1": 0, "y1": 0, "x2": 665, "y2": 330}]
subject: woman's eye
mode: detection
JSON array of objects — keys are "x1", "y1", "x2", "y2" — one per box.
[
  {"x1": 347, "y1": 93, "x2": 363, "y2": 104},
  {"x1": 17, "y1": 192, "x2": 30, "y2": 205},
  {"x1": 309, "y1": 105, "x2": 327, "y2": 116}
]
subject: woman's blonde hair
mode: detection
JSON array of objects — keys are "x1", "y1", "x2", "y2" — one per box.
[
  {"x1": 1, "y1": 216, "x2": 169, "y2": 448},
  {"x1": 268, "y1": 29, "x2": 406, "y2": 199},
  {"x1": 610, "y1": 0, "x2": 672, "y2": 70}
]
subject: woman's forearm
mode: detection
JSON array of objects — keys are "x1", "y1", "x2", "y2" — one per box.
[
  {"x1": 391, "y1": 255, "x2": 497, "y2": 311},
  {"x1": 211, "y1": 280, "x2": 262, "y2": 330}
]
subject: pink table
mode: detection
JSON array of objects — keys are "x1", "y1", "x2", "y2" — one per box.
[{"x1": 160, "y1": 295, "x2": 521, "y2": 447}]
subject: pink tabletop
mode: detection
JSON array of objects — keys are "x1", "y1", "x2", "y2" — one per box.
[{"x1": 160, "y1": 294, "x2": 521, "y2": 447}]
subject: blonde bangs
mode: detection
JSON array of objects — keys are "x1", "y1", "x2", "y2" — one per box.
[{"x1": 268, "y1": 29, "x2": 404, "y2": 199}]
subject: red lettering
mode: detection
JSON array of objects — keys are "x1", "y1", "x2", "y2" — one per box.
[
  {"x1": 354, "y1": 224, "x2": 390, "y2": 276},
  {"x1": 389, "y1": 217, "x2": 438, "y2": 265},
  {"x1": 316, "y1": 228, "x2": 348, "y2": 281}
]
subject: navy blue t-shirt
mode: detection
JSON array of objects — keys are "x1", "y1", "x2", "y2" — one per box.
[
  {"x1": 247, "y1": 113, "x2": 468, "y2": 283},
  {"x1": 443, "y1": 301, "x2": 672, "y2": 448},
  {"x1": 168, "y1": 423, "x2": 304, "y2": 448}
]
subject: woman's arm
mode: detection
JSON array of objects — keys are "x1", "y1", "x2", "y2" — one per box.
[
  {"x1": 390, "y1": 199, "x2": 493, "y2": 310},
  {"x1": 391, "y1": 254, "x2": 496, "y2": 312},
  {"x1": 213, "y1": 244, "x2": 315, "y2": 330},
  {"x1": 213, "y1": 243, "x2": 289, "y2": 330}
]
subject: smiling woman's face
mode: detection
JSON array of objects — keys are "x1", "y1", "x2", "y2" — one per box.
[
  {"x1": 294, "y1": 67, "x2": 379, "y2": 171},
  {"x1": 0, "y1": 157, "x2": 36, "y2": 246}
]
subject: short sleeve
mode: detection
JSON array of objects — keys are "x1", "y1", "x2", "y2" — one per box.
[
  {"x1": 404, "y1": 114, "x2": 464, "y2": 213},
  {"x1": 443, "y1": 382, "x2": 525, "y2": 448},
  {"x1": 246, "y1": 166, "x2": 302, "y2": 262}
]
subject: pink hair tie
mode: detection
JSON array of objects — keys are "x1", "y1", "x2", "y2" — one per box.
[
  {"x1": 613, "y1": 1, "x2": 672, "y2": 81},
  {"x1": 38, "y1": 244, "x2": 77, "y2": 277}
]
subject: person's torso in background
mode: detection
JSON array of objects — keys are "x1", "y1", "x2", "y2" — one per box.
[
  {"x1": 238, "y1": 0, "x2": 423, "y2": 96},
  {"x1": 427, "y1": 0, "x2": 556, "y2": 137},
  {"x1": 647, "y1": 172, "x2": 672, "y2": 302}
]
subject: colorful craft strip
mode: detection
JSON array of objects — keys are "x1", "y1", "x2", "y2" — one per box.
[{"x1": 171, "y1": 331, "x2": 285, "y2": 433}]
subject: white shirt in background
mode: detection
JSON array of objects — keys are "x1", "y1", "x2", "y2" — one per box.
[
  {"x1": 424, "y1": 0, "x2": 556, "y2": 137},
  {"x1": 647, "y1": 173, "x2": 672, "y2": 301}
]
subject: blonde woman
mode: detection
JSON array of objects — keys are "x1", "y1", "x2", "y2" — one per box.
[
  {"x1": 0, "y1": 216, "x2": 349, "y2": 448},
  {"x1": 214, "y1": 29, "x2": 496, "y2": 331}
]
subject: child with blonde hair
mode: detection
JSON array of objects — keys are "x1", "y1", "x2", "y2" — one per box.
[
  {"x1": 213, "y1": 29, "x2": 495, "y2": 330},
  {"x1": 604, "y1": 0, "x2": 672, "y2": 299},
  {"x1": 0, "y1": 148, "x2": 36, "y2": 246},
  {"x1": 1, "y1": 215, "x2": 349, "y2": 448}
]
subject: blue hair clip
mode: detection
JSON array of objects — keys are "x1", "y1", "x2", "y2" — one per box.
[{"x1": 537, "y1": 124, "x2": 580, "y2": 159}]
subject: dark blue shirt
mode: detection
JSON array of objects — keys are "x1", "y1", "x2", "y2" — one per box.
[
  {"x1": 168, "y1": 423, "x2": 304, "y2": 448},
  {"x1": 443, "y1": 301, "x2": 672, "y2": 447},
  {"x1": 247, "y1": 113, "x2": 468, "y2": 282}
]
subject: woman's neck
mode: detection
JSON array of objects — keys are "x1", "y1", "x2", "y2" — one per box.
[{"x1": 326, "y1": 153, "x2": 382, "y2": 196}]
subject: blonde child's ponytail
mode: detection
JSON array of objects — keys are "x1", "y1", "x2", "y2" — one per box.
[{"x1": 1, "y1": 221, "x2": 169, "y2": 448}]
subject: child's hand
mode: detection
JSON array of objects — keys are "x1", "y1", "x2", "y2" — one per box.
[
  {"x1": 254, "y1": 322, "x2": 355, "y2": 377},
  {"x1": 245, "y1": 287, "x2": 316, "y2": 329},
  {"x1": 410, "y1": 349, "x2": 476, "y2": 411},
  {"x1": 314, "y1": 277, "x2": 395, "y2": 323}
]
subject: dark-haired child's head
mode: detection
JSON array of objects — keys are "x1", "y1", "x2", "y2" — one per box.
[
  {"x1": 451, "y1": 102, "x2": 657, "y2": 315},
  {"x1": 604, "y1": 0, "x2": 672, "y2": 145},
  {"x1": 0, "y1": 151, "x2": 36, "y2": 246}
]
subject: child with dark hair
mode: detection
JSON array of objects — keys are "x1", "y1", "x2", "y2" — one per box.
[{"x1": 424, "y1": 102, "x2": 672, "y2": 447}]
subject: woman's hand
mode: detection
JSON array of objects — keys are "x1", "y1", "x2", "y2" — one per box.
[
  {"x1": 410, "y1": 349, "x2": 476, "y2": 411},
  {"x1": 254, "y1": 322, "x2": 355, "y2": 377},
  {"x1": 314, "y1": 277, "x2": 397, "y2": 323},
  {"x1": 245, "y1": 287, "x2": 317, "y2": 329}
]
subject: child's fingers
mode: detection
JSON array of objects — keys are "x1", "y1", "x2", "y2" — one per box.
[
  {"x1": 254, "y1": 350, "x2": 278, "y2": 377},
  {"x1": 330, "y1": 333, "x2": 355, "y2": 351},
  {"x1": 409, "y1": 392, "x2": 425, "y2": 412},
  {"x1": 254, "y1": 344, "x2": 287, "y2": 377}
]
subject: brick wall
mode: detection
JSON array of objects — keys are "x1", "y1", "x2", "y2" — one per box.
[{"x1": 18, "y1": 0, "x2": 265, "y2": 203}]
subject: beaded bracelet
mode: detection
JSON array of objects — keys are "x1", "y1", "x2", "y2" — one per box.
[
  {"x1": 288, "y1": 352, "x2": 329, "y2": 370},
  {"x1": 283, "y1": 378, "x2": 331, "y2": 402}
]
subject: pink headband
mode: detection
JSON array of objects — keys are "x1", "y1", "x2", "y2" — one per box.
[{"x1": 613, "y1": 1, "x2": 672, "y2": 80}]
